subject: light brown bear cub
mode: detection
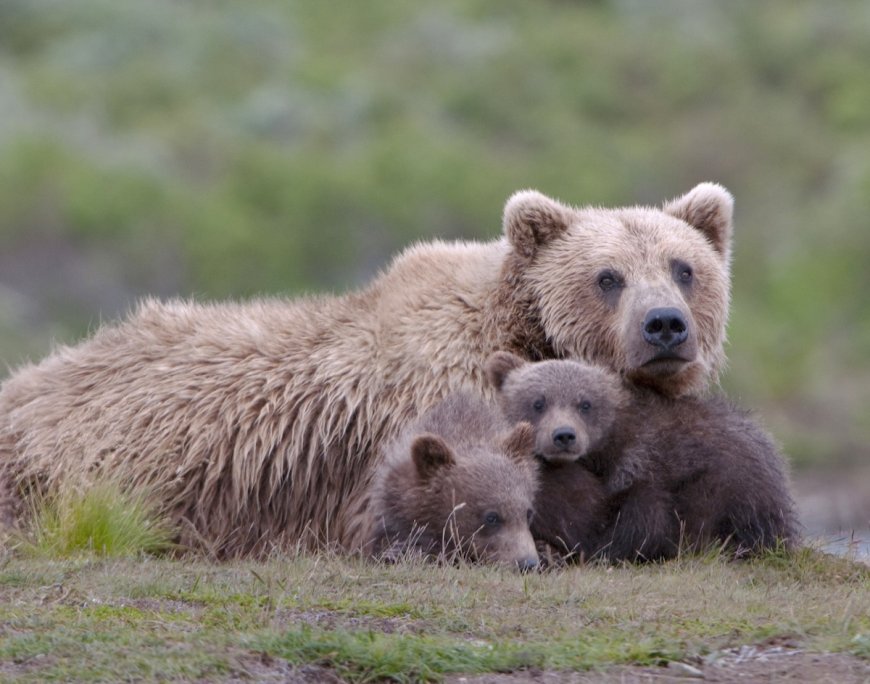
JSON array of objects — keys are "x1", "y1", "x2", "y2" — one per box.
[
  {"x1": 488, "y1": 352, "x2": 799, "y2": 562},
  {"x1": 364, "y1": 392, "x2": 539, "y2": 570}
]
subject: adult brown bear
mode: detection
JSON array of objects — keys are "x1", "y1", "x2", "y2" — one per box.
[{"x1": 0, "y1": 184, "x2": 734, "y2": 557}]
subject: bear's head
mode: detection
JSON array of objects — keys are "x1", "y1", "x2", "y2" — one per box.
[
  {"x1": 371, "y1": 421, "x2": 540, "y2": 571},
  {"x1": 486, "y1": 351, "x2": 626, "y2": 465},
  {"x1": 501, "y1": 183, "x2": 733, "y2": 397}
]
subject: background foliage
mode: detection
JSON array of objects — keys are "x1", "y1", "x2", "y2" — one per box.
[{"x1": 1, "y1": 0, "x2": 868, "y2": 467}]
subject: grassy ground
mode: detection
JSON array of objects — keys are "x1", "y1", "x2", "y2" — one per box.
[{"x1": 0, "y1": 549, "x2": 867, "y2": 682}]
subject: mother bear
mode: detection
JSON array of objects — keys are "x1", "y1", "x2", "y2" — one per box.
[{"x1": 0, "y1": 183, "x2": 734, "y2": 557}]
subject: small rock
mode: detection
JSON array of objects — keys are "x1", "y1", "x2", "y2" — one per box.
[{"x1": 666, "y1": 661, "x2": 704, "y2": 678}]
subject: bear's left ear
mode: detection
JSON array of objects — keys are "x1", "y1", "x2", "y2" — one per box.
[
  {"x1": 501, "y1": 422, "x2": 535, "y2": 468},
  {"x1": 503, "y1": 190, "x2": 574, "y2": 259},
  {"x1": 663, "y1": 182, "x2": 734, "y2": 262},
  {"x1": 411, "y1": 434, "x2": 455, "y2": 481},
  {"x1": 485, "y1": 351, "x2": 525, "y2": 391}
]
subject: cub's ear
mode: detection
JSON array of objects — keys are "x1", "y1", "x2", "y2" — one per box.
[
  {"x1": 503, "y1": 190, "x2": 573, "y2": 259},
  {"x1": 485, "y1": 351, "x2": 526, "y2": 391},
  {"x1": 501, "y1": 421, "x2": 535, "y2": 467},
  {"x1": 663, "y1": 182, "x2": 734, "y2": 262},
  {"x1": 411, "y1": 434, "x2": 455, "y2": 481}
]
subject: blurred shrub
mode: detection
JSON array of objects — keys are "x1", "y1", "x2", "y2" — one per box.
[{"x1": 0, "y1": 0, "x2": 869, "y2": 466}]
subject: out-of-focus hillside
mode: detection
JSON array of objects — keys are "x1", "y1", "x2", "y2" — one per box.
[{"x1": 1, "y1": 0, "x2": 869, "y2": 468}]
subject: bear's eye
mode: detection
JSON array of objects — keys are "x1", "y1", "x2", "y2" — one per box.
[
  {"x1": 598, "y1": 272, "x2": 618, "y2": 291},
  {"x1": 579, "y1": 400, "x2": 592, "y2": 413},
  {"x1": 484, "y1": 511, "x2": 502, "y2": 527},
  {"x1": 532, "y1": 397, "x2": 546, "y2": 413},
  {"x1": 672, "y1": 260, "x2": 694, "y2": 286}
]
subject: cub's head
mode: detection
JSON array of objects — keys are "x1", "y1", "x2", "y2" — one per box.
[
  {"x1": 502, "y1": 183, "x2": 733, "y2": 397},
  {"x1": 486, "y1": 351, "x2": 626, "y2": 465},
  {"x1": 370, "y1": 421, "x2": 540, "y2": 571}
]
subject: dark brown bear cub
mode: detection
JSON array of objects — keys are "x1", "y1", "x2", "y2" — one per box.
[
  {"x1": 591, "y1": 390, "x2": 799, "y2": 561},
  {"x1": 487, "y1": 352, "x2": 627, "y2": 465},
  {"x1": 487, "y1": 352, "x2": 799, "y2": 562},
  {"x1": 366, "y1": 392, "x2": 540, "y2": 570},
  {"x1": 486, "y1": 351, "x2": 625, "y2": 562}
]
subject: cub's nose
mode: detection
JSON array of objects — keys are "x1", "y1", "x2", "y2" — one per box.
[
  {"x1": 642, "y1": 307, "x2": 688, "y2": 351},
  {"x1": 552, "y1": 427, "x2": 576, "y2": 450},
  {"x1": 516, "y1": 556, "x2": 539, "y2": 573}
]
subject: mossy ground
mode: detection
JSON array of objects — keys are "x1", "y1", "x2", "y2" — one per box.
[{"x1": 0, "y1": 548, "x2": 867, "y2": 682}]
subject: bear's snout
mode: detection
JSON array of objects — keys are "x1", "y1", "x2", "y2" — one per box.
[
  {"x1": 552, "y1": 427, "x2": 577, "y2": 450},
  {"x1": 642, "y1": 307, "x2": 688, "y2": 352}
]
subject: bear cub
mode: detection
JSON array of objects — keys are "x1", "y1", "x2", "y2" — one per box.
[
  {"x1": 487, "y1": 352, "x2": 799, "y2": 563},
  {"x1": 487, "y1": 351, "x2": 626, "y2": 465},
  {"x1": 486, "y1": 351, "x2": 623, "y2": 562},
  {"x1": 366, "y1": 391, "x2": 540, "y2": 570}
]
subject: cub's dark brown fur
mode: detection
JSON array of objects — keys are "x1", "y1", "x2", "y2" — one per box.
[
  {"x1": 488, "y1": 354, "x2": 799, "y2": 562},
  {"x1": 586, "y1": 389, "x2": 799, "y2": 561},
  {"x1": 366, "y1": 392, "x2": 540, "y2": 570}
]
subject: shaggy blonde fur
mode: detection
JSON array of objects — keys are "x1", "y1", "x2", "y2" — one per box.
[{"x1": 0, "y1": 184, "x2": 734, "y2": 556}]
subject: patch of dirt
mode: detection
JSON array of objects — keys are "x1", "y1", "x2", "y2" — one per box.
[
  {"x1": 444, "y1": 649, "x2": 870, "y2": 683},
  {"x1": 0, "y1": 654, "x2": 58, "y2": 679}
]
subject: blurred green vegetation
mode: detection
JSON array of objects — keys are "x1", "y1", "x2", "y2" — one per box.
[{"x1": 1, "y1": 0, "x2": 868, "y2": 467}]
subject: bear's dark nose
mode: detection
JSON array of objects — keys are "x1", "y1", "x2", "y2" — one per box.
[
  {"x1": 552, "y1": 427, "x2": 576, "y2": 449},
  {"x1": 516, "y1": 556, "x2": 539, "y2": 573},
  {"x1": 642, "y1": 307, "x2": 688, "y2": 351}
]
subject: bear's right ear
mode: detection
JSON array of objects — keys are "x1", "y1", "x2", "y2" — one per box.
[
  {"x1": 503, "y1": 190, "x2": 573, "y2": 259},
  {"x1": 485, "y1": 351, "x2": 525, "y2": 391},
  {"x1": 663, "y1": 182, "x2": 734, "y2": 263},
  {"x1": 411, "y1": 434, "x2": 455, "y2": 481},
  {"x1": 501, "y1": 422, "x2": 536, "y2": 468}
]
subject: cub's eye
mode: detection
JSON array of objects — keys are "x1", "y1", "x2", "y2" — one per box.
[
  {"x1": 526, "y1": 509, "x2": 534, "y2": 524},
  {"x1": 532, "y1": 397, "x2": 546, "y2": 413},
  {"x1": 484, "y1": 512, "x2": 502, "y2": 526},
  {"x1": 579, "y1": 400, "x2": 592, "y2": 413},
  {"x1": 679, "y1": 266, "x2": 693, "y2": 283}
]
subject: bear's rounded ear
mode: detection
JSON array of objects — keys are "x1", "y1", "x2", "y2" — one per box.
[
  {"x1": 503, "y1": 190, "x2": 573, "y2": 259},
  {"x1": 501, "y1": 421, "x2": 535, "y2": 467},
  {"x1": 411, "y1": 434, "x2": 455, "y2": 480},
  {"x1": 663, "y1": 182, "x2": 734, "y2": 263},
  {"x1": 485, "y1": 351, "x2": 525, "y2": 391}
]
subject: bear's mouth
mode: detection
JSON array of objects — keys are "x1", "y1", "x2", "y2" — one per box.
[
  {"x1": 640, "y1": 354, "x2": 690, "y2": 376},
  {"x1": 536, "y1": 453, "x2": 585, "y2": 469},
  {"x1": 535, "y1": 450, "x2": 587, "y2": 466}
]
